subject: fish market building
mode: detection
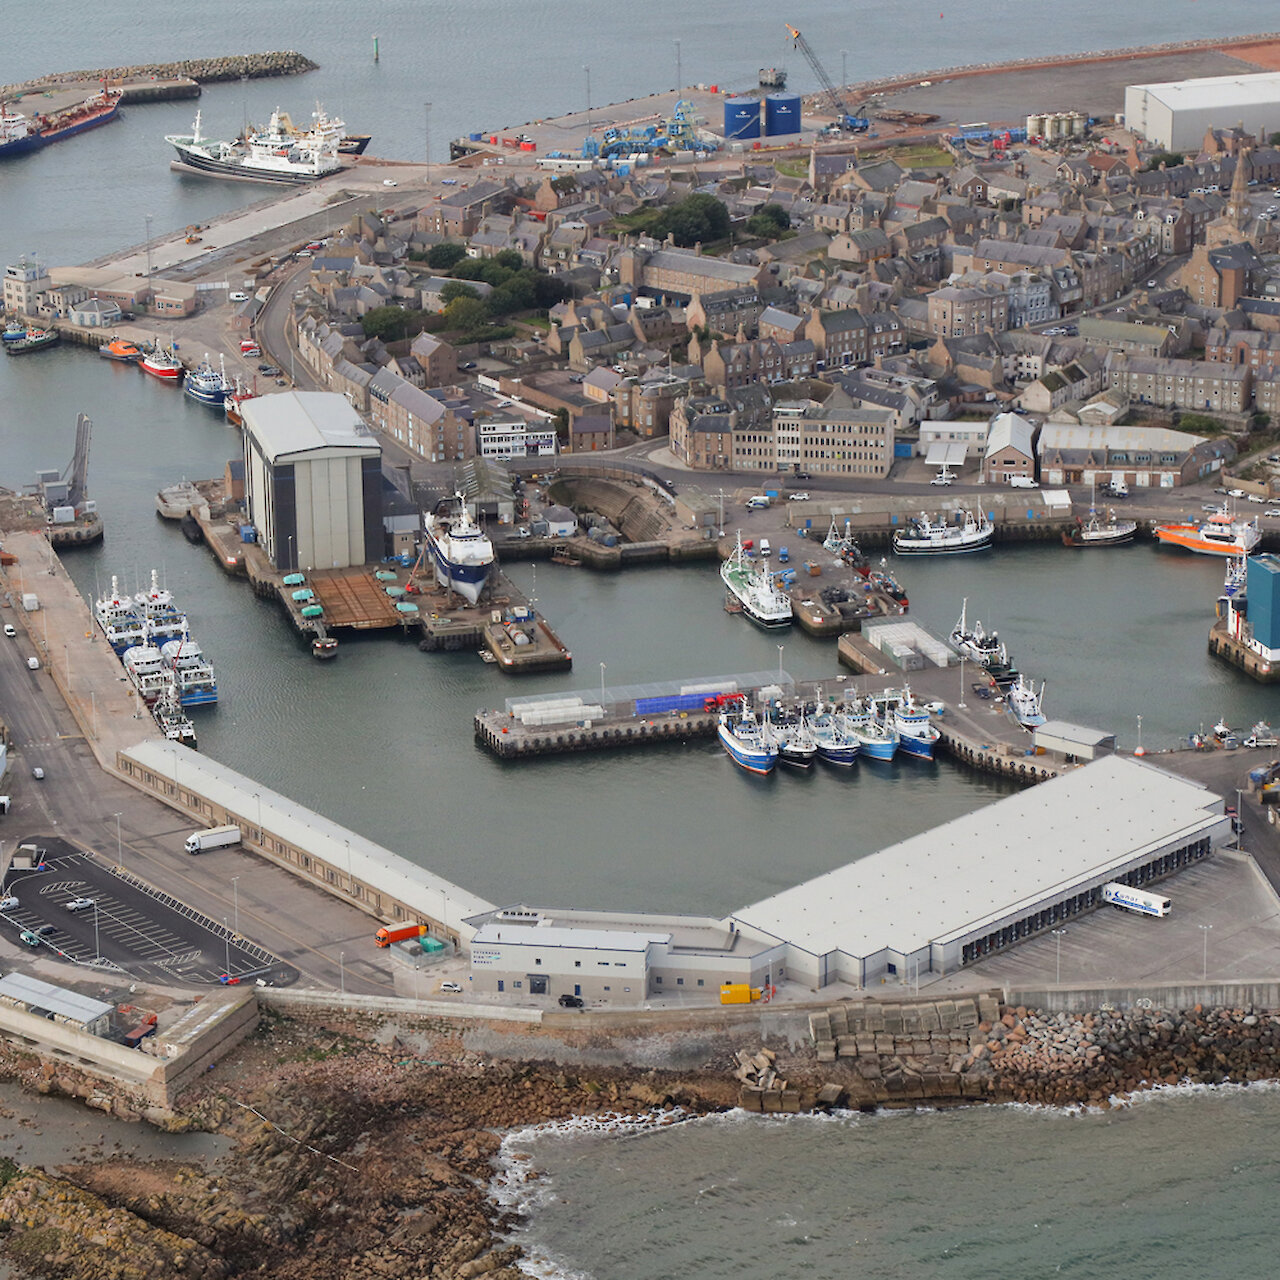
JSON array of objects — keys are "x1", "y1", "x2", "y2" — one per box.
[{"x1": 732, "y1": 756, "x2": 1229, "y2": 988}]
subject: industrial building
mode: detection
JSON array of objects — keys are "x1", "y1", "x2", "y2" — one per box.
[
  {"x1": 1124, "y1": 71, "x2": 1280, "y2": 151},
  {"x1": 241, "y1": 391, "x2": 383, "y2": 573},
  {"x1": 733, "y1": 755, "x2": 1229, "y2": 987},
  {"x1": 0, "y1": 973, "x2": 114, "y2": 1037}
]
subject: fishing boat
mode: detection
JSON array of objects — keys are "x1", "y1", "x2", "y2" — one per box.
[
  {"x1": 122, "y1": 639, "x2": 171, "y2": 704},
  {"x1": 841, "y1": 699, "x2": 899, "y2": 762},
  {"x1": 183, "y1": 353, "x2": 229, "y2": 406},
  {"x1": 4, "y1": 328, "x2": 59, "y2": 355},
  {"x1": 311, "y1": 635, "x2": 339, "y2": 660},
  {"x1": 950, "y1": 599, "x2": 1004, "y2": 667},
  {"x1": 769, "y1": 711, "x2": 818, "y2": 768},
  {"x1": 808, "y1": 711, "x2": 860, "y2": 766},
  {"x1": 717, "y1": 707, "x2": 778, "y2": 775},
  {"x1": 423, "y1": 493, "x2": 494, "y2": 605},
  {"x1": 139, "y1": 341, "x2": 183, "y2": 381},
  {"x1": 166, "y1": 105, "x2": 345, "y2": 185},
  {"x1": 134, "y1": 570, "x2": 187, "y2": 645},
  {"x1": 892, "y1": 508, "x2": 993, "y2": 555},
  {"x1": 160, "y1": 630, "x2": 219, "y2": 707},
  {"x1": 3, "y1": 318, "x2": 28, "y2": 343},
  {"x1": 224, "y1": 376, "x2": 257, "y2": 426},
  {"x1": 1007, "y1": 674, "x2": 1047, "y2": 729},
  {"x1": 1224, "y1": 554, "x2": 1248, "y2": 599},
  {"x1": 721, "y1": 532, "x2": 792, "y2": 628},
  {"x1": 98, "y1": 335, "x2": 142, "y2": 362},
  {"x1": 872, "y1": 686, "x2": 940, "y2": 760},
  {"x1": 1062, "y1": 505, "x2": 1138, "y2": 548},
  {"x1": 1154, "y1": 503, "x2": 1260, "y2": 557},
  {"x1": 152, "y1": 677, "x2": 197, "y2": 747},
  {"x1": 93, "y1": 576, "x2": 146, "y2": 654}
]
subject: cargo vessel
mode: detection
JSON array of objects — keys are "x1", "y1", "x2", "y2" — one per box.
[{"x1": 0, "y1": 87, "x2": 121, "y2": 160}]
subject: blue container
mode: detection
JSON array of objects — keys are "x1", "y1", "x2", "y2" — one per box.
[
  {"x1": 635, "y1": 692, "x2": 719, "y2": 716},
  {"x1": 764, "y1": 93, "x2": 802, "y2": 137},
  {"x1": 239, "y1": 525, "x2": 257, "y2": 543},
  {"x1": 469, "y1": 131, "x2": 483, "y2": 142},
  {"x1": 723, "y1": 97, "x2": 761, "y2": 140}
]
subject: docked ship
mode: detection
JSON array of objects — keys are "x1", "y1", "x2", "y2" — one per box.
[
  {"x1": 1062, "y1": 504, "x2": 1137, "y2": 548},
  {"x1": 1154, "y1": 504, "x2": 1261, "y2": 557},
  {"x1": 183, "y1": 353, "x2": 230, "y2": 407},
  {"x1": 893, "y1": 509, "x2": 993, "y2": 555},
  {"x1": 94, "y1": 577, "x2": 146, "y2": 654},
  {"x1": 872, "y1": 686, "x2": 940, "y2": 760},
  {"x1": 950, "y1": 600, "x2": 1003, "y2": 666},
  {"x1": 2, "y1": 319, "x2": 28, "y2": 342},
  {"x1": 99, "y1": 335, "x2": 142, "y2": 362},
  {"x1": 423, "y1": 494, "x2": 494, "y2": 605},
  {"x1": 808, "y1": 711, "x2": 860, "y2": 766},
  {"x1": 841, "y1": 700, "x2": 899, "y2": 762},
  {"x1": 1007, "y1": 674, "x2": 1047, "y2": 729},
  {"x1": 717, "y1": 707, "x2": 778, "y2": 775},
  {"x1": 4, "y1": 328, "x2": 59, "y2": 355},
  {"x1": 721, "y1": 533, "x2": 792, "y2": 628},
  {"x1": 0, "y1": 86, "x2": 121, "y2": 160},
  {"x1": 224, "y1": 376, "x2": 257, "y2": 426},
  {"x1": 122, "y1": 639, "x2": 171, "y2": 704},
  {"x1": 134, "y1": 570, "x2": 188, "y2": 645},
  {"x1": 139, "y1": 342, "x2": 183, "y2": 381},
  {"x1": 769, "y1": 711, "x2": 817, "y2": 769},
  {"x1": 165, "y1": 106, "x2": 345, "y2": 185},
  {"x1": 160, "y1": 632, "x2": 218, "y2": 707},
  {"x1": 152, "y1": 677, "x2": 197, "y2": 747}
]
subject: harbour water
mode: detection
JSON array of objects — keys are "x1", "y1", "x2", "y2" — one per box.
[{"x1": 5, "y1": 4, "x2": 1280, "y2": 1274}]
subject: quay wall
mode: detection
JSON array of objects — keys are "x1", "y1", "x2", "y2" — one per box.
[
  {"x1": 0, "y1": 51, "x2": 318, "y2": 98},
  {"x1": 1208, "y1": 619, "x2": 1280, "y2": 683}
]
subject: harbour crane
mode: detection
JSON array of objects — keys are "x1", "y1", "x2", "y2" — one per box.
[{"x1": 784, "y1": 24, "x2": 869, "y2": 133}]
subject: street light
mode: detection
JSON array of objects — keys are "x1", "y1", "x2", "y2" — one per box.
[
  {"x1": 1135, "y1": 713, "x2": 1145, "y2": 757},
  {"x1": 1200, "y1": 923, "x2": 1213, "y2": 981},
  {"x1": 424, "y1": 101, "x2": 432, "y2": 184},
  {"x1": 340, "y1": 950, "x2": 346, "y2": 997},
  {"x1": 93, "y1": 902, "x2": 101, "y2": 965},
  {"x1": 231, "y1": 876, "x2": 240, "y2": 935},
  {"x1": 223, "y1": 918, "x2": 231, "y2": 977},
  {"x1": 958, "y1": 654, "x2": 967, "y2": 710},
  {"x1": 584, "y1": 65, "x2": 591, "y2": 124},
  {"x1": 777, "y1": 644, "x2": 784, "y2": 679},
  {"x1": 112, "y1": 812, "x2": 122, "y2": 867},
  {"x1": 599, "y1": 662, "x2": 606, "y2": 705},
  {"x1": 1236, "y1": 788, "x2": 1245, "y2": 850},
  {"x1": 254, "y1": 791, "x2": 262, "y2": 843},
  {"x1": 841, "y1": 50, "x2": 848, "y2": 89},
  {"x1": 674, "y1": 39, "x2": 682, "y2": 91},
  {"x1": 144, "y1": 213, "x2": 153, "y2": 285},
  {"x1": 1051, "y1": 927, "x2": 1066, "y2": 985}
]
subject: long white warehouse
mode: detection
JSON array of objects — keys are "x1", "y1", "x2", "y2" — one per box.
[{"x1": 1125, "y1": 71, "x2": 1280, "y2": 150}]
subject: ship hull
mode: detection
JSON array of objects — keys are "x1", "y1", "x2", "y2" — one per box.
[
  {"x1": 169, "y1": 142, "x2": 336, "y2": 185},
  {"x1": 1154, "y1": 527, "x2": 1256, "y2": 557},
  {"x1": 717, "y1": 723, "x2": 776, "y2": 775}
]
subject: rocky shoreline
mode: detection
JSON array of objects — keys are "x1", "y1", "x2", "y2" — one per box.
[
  {"x1": 0, "y1": 52, "x2": 318, "y2": 99},
  {"x1": 2, "y1": 999, "x2": 1280, "y2": 1278}
]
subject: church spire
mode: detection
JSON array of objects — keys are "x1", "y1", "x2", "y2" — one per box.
[{"x1": 1227, "y1": 148, "x2": 1252, "y2": 227}]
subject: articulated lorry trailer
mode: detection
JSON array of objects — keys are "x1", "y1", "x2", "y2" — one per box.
[{"x1": 184, "y1": 824, "x2": 242, "y2": 854}]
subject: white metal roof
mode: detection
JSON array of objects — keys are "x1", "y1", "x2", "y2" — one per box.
[
  {"x1": 243, "y1": 391, "x2": 380, "y2": 462},
  {"x1": 1132, "y1": 71, "x2": 1280, "y2": 113},
  {"x1": 732, "y1": 756, "x2": 1224, "y2": 960},
  {"x1": 0, "y1": 972, "x2": 114, "y2": 1025},
  {"x1": 120, "y1": 741, "x2": 494, "y2": 927},
  {"x1": 925, "y1": 441, "x2": 968, "y2": 466},
  {"x1": 985, "y1": 412, "x2": 1034, "y2": 459},
  {"x1": 1034, "y1": 720, "x2": 1116, "y2": 748},
  {"x1": 472, "y1": 922, "x2": 669, "y2": 951}
]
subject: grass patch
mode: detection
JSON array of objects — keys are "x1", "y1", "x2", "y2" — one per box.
[{"x1": 889, "y1": 145, "x2": 953, "y2": 167}]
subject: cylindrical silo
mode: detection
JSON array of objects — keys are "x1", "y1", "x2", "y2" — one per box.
[
  {"x1": 1026, "y1": 113, "x2": 1045, "y2": 139},
  {"x1": 764, "y1": 92, "x2": 802, "y2": 137},
  {"x1": 1070, "y1": 112, "x2": 1087, "y2": 137},
  {"x1": 724, "y1": 96, "x2": 762, "y2": 140}
]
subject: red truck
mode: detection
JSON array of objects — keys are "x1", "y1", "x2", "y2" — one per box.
[{"x1": 375, "y1": 922, "x2": 426, "y2": 947}]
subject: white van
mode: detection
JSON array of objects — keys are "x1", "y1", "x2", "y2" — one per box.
[
  {"x1": 745, "y1": 495, "x2": 770, "y2": 510},
  {"x1": 1008, "y1": 475, "x2": 1039, "y2": 489},
  {"x1": 759, "y1": 538, "x2": 772, "y2": 557},
  {"x1": 1107, "y1": 480, "x2": 1129, "y2": 498}
]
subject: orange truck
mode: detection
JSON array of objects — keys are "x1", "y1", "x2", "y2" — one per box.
[{"x1": 375, "y1": 922, "x2": 426, "y2": 947}]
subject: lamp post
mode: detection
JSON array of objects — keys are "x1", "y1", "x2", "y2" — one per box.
[
  {"x1": 841, "y1": 50, "x2": 848, "y2": 89},
  {"x1": 345, "y1": 837, "x2": 353, "y2": 892},
  {"x1": 675, "y1": 39, "x2": 682, "y2": 91},
  {"x1": 1200, "y1": 923, "x2": 1212, "y2": 981},
  {"x1": 1051, "y1": 927, "x2": 1066, "y2": 985},
  {"x1": 1135, "y1": 713, "x2": 1144, "y2": 757},
  {"x1": 231, "y1": 876, "x2": 240, "y2": 935},
  {"x1": 599, "y1": 662, "x2": 606, "y2": 705},
  {"x1": 584, "y1": 65, "x2": 591, "y2": 124},
  {"x1": 424, "y1": 101, "x2": 432, "y2": 185},
  {"x1": 93, "y1": 902, "x2": 101, "y2": 965},
  {"x1": 777, "y1": 644, "x2": 784, "y2": 680},
  {"x1": 1236, "y1": 788, "x2": 1244, "y2": 850},
  {"x1": 340, "y1": 950, "x2": 346, "y2": 997},
  {"x1": 112, "y1": 812, "x2": 122, "y2": 867},
  {"x1": 223, "y1": 918, "x2": 231, "y2": 978},
  {"x1": 144, "y1": 213, "x2": 153, "y2": 286},
  {"x1": 957, "y1": 655, "x2": 967, "y2": 710},
  {"x1": 286, "y1": 534, "x2": 294, "y2": 572},
  {"x1": 254, "y1": 791, "x2": 262, "y2": 843}
]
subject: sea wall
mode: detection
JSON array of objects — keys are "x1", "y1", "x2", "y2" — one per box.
[{"x1": 0, "y1": 52, "x2": 318, "y2": 98}]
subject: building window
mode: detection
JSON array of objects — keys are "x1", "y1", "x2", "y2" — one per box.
[
  {"x1": 574, "y1": 960, "x2": 581, "y2": 967},
  {"x1": 677, "y1": 977, "x2": 684, "y2": 985},
  {"x1": 655, "y1": 976, "x2": 663, "y2": 984},
  {"x1": 535, "y1": 958, "x2": 542, "y2": 965}
]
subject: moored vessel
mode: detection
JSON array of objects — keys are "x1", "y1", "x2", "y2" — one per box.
[
  {"x1": 720, "y1": 532, "x2": 792, "y2": 628},
  {"x1": 872, "y1": 686, "x2": 940, "y2": 760},
  {"x1": 160, "y1": 631, "x2": 219, "y2": 707},
  {"x1": 808, "y1": 710, "x2": 860, "y2": 766},
  {"x1": 1007, "y1": 674, "x2": 1047, "y2": 728},
  {"x1": 99, "y1": 335, "x2": 142, "y2": 361},
  {"x1": 0, "y1": 86, "x2": 120, "y2": 160},
  {"x1": 94, "y1": 577, "x2": 146, "y2": 654},
  {"x1": 717, "y1": 706, "x2": 778, "y2": 775},
  {"x1": 423, "y1": 493, "x2": 494, "y2": 605},
  {"x1": 841, "y1": 699, "x2": 899, "y2": 762},
  {"x1": 152, "y1": 677, "x2": 197, "y2": 747},
  {"x1": 166, "y1": 105, "x2": 345, "y2": 185},
  {"x1": 1063, "y1": 503, "x2": 1138, "y2": 548},
  {"x1": 893, "y1": 509, "x2": 993, "y2": 555},
  {"x1": 122, "y1": 639, "x2": 171, "y2": 704},
  {"x1": 1154, "y1": 504, "x2": 1260, "y2": 557},
  {"x1": 4, "y1": 328, "x2": 59, "y2": 355},
  {"x1": 769, "y1": 710, "x2": 817, "y2": 768},
  {"x1": 183, "y1": 353, "x2": 230, "y2": 406},
  {"x1": 139, "y1": 342, "x2": 183, "y2": 381}
]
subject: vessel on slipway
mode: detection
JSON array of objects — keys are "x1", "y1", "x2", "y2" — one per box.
[
  {"x1": 893, "y1": 509, "x2": 993, "y2": 555},
  {"x1": 1154, "y1": 504, "x2": 1260, "y2": 557},
  {"x1": 720, "y1": 533, "x2": 792, "y2": 628},
  {"x1": 423, "y1": 493, "x2": 495, "y2": 605}
]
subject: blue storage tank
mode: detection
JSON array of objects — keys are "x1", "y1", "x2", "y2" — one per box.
[
  {"x1": 724, "y1": 96, "x2": 761, "y2": 140},
  {"x1": 764, "y1": 93, "x2": 802, "y2": 137}
]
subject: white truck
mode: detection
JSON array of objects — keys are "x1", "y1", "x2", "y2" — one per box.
[
  {"x1": 185, "y1": 824, "x2": 242, "y2": 855},
  {"x1": 1102, "y1": 881, "x2": 1170, "y2": 917}
]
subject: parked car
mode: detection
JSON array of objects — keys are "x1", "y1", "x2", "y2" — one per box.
[
  {"x1": 460, "y1": 361, "x2": 478, "y2": 371},
  {"x1": 18, "y1": 931, "x2": 40, "y2": 948},
  {"x1": 26, "y1": 656, "x2": 39, "y2": 670},
  {"x1": 1265, "y1": 509, "x2": 1280, "y2": 518},
  {"x1": 788, "y1": 492, "x2": 810, "y2": 502},
  {"x1": 0, "y1": 896, "x2": 19, "y2": 911},
  {"x1": 1247, "y1": 493, "x2": 1265, "y2": 503},
  {"x1": 558, "y1": 993, "x2": 585, "y2": 1008},
  {"x1": 439, "y1": 981, "x2": 463, "y2": 994},
  {"x1": 65, "y1": 897, "x2": 95, "y2": 912},
  {"x1": 382, "y1": 179, "x2": 398, "y2": 187},
  {"x1": 1228, "y1": 488, "x2": 1245, "y2": 498},
  {"x1": 3, "y1": 624, "x2": 15, "y2": 637},
  {"x1": 794, "y1": 471, "x2": 812, "y2": 480},
  {"x1": 1146, "y1": 280, "x2": 1158, "y2": 288},
  {"x1": 30, "y1": 767, "x2": 44, "y2": 780},
  {"x1": 36, "y1": 924, "x2": 55, "y2": 937},
  {"x1": 930, "y1": 474, "x2": 954, "y2": 486},
  {"x1": 228, "y1": 291, "x2": 249, "y2": 302}
]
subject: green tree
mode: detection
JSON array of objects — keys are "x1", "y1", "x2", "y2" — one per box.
[
  {"x1": 1143, "y1": 151, "x2": 1185, "y2": 171},
  {"x1": 361, "y1": 305, "x2": 411, "y2": 341},
  {"x1": 440, "y1": 280, "x2": 481, "y2": 305},
  {"x1": 532, "y1": 274, "x2": 570, "y2": 308},
  {"x1": 443, "y1": 295, "x2": 490, "y2": 335},
  {"x1": 665, "y1": 192, "x2": 730, "y2": 247},
  {"x1": 451, "y1": 257, "x2": 488, "y2": 281},
  {"x1": 426, "y1": 241, "x2": 466, "y2": 269},
  {"x1": 493, "y1": 249, "x2": 525, "y2": 271},
  {"x1": 487, "y1": 275, "x2": 537, "y2": 316},
  {"x1": 745, "y1": 203, "x2": 790, "y2": 238}
]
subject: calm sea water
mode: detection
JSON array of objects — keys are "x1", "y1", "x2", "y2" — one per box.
[{"x1": 5, "y1": 5, "x2": 1280, "y2": 1273}]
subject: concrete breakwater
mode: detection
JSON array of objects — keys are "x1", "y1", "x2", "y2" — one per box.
[
  {"x1": 0, "y1": 51, "x2": 318, "y2": 98},
  {"x1": 802, "y1": 998, "x2": 1280, "y2": 1113}
]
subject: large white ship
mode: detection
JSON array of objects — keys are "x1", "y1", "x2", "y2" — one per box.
[
  {"x1": 165, "y1": 106, "x2": 345, "y2": 184},
  {"x1": 423, "y1": 494, "x2": 494, "y2": 605},
  {"x1": 720, "y1": 533, "x2": 792, "y2": 628},
  {"x1": 893, "y1": 509, "x2": 993, "y2": 555}
]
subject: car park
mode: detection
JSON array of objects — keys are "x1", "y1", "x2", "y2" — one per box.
[
  {"x1": 558, "y1": 993, "x2": 585, "y2": 1008},
  {"x1": 440, "y1": 981, "x2": 463, "y2": 994},
  {"x1": 65, "y1": 897, "x2": 95, "y2": 912},
  {"x1": 788, "y1": 492, "x2": 810, "y2": 501},
  {"x1": 0, "y1": 896, "x2": 18, "y2": 911},
  {"x1": 3, "y1": 624, "x2": 14, "y2": 637}
]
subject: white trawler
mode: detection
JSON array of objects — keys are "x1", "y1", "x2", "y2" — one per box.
[
  {"x1": 422, "y1": 493, "x2": 494, "y2": 605},
  {"x1": 720, "y1": 533, "x2": 792, "y2": 628},
  {"x1": 165, "y1": 105, "x2": 345, "y2": 184}
]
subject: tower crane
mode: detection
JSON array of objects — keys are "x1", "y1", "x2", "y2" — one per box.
[{"x1": 785, "y1": 24, "x2": 869, "y2": 133}]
